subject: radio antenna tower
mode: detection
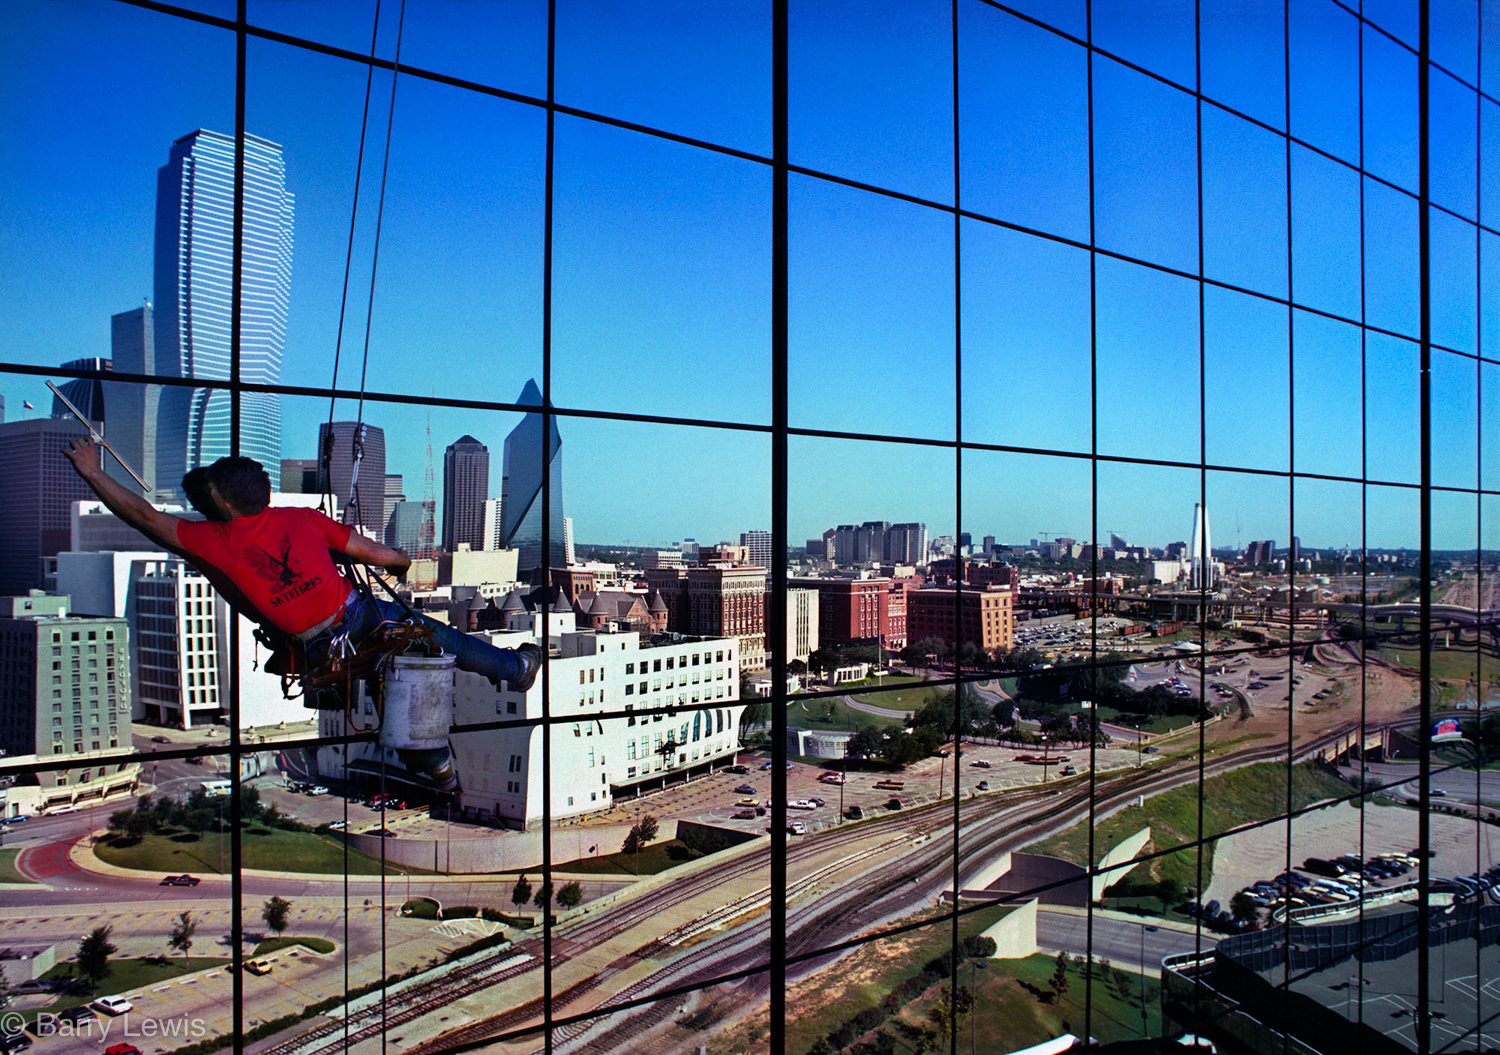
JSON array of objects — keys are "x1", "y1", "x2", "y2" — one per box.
[{"x1": 415, "y1": 407, "x2": 438, "y2": 587}]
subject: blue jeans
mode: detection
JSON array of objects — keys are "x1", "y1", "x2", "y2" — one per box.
[{"x1": 313, "y1": 591, "x2": 527, "y2": 688}]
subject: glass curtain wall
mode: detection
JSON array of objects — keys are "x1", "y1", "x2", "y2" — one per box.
[{"x1": 0, "y1": 1, "x2": 1496, "y2": 1054}]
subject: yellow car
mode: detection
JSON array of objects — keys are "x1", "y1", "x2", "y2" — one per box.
[
  {"x1": 736, "y1": 798, "x2": 760, "y2": 807},
  {"x1": 245, "y1": 959, "x2": 273, "y2": 976}
]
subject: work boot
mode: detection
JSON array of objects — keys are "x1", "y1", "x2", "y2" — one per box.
[{"x1": 508, "y1": 643, "x2": 543, "y2": 692}]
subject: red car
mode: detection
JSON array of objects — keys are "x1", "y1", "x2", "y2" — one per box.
[{"x1": 106, "y1": 1045, "x2": 142, "y2": 1055}]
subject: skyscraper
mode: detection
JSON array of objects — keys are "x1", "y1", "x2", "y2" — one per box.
[
  {"x1": 50, "y1": 358, "x2": 111, "y2": 424},
  {"x1": 105, "y1": 304, "x2": 159, "y2": 494},
  {"x1": 1189, "y1": 503, "x2": 1214, "y2": 591},
  {"x1": 442, "y1": 435, "x2": 489, "y2": 552},
  {"x1": 153, "y1": 130, "x2": 294, "y2": 496},
  {"x1": 499, "y1": 380, "x2": 564, "y2": 576},
  {"x1": 740, "y1": 529, "x2": 773, "y2": 571},
  {"x1": 317, "y1": 421, "x2": 386, "y2": 537},
  {"x1": 0, "y1": 418, "x2": 95, "y2": 594}
]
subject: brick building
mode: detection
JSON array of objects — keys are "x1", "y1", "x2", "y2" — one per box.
[
  {"x1": 905, "y1": 587, "x2": 1014, "y2": 655},
  {"x1": 789, "y1": 577, "x2": 907, "y2": 651}
]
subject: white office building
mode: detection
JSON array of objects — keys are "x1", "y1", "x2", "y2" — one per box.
[{"x1": 317, "y1": 607, "x2": 744, "y2": 830}]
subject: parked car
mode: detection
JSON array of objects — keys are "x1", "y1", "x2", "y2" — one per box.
[
  {"x1": 150, "y1": 735, "x2": 172, "y2": 744},
  {"x1": 725, "y1": 765, "x2": 749, "y2": 774},
  {"x1": 245, "y1": 959, "x2": 273, "y2": 976},
  {"x1": 93, "y1": 996, "x2": 134, "y2": 1016},
  {"x1": 735, "y1": 784, "x2": 757, "y2": 794},
  {"x1": 787, "y1": 820, "x2": 807, "y2": 835},
  {"x1": 105, "y1": 1045, "x2": 142, "y2": 1055},
  {"x1": 161, "y1": 874, "x2": 201, "y2": 886},
  {"x1": 58, "y1": 1006, "x2": 96, "y2": 1024},
  {"x1": 0, "y1": 1030, "x2": 33, "y2": 1053},
  {"x1": 733, "y1": 809, "x2": 757, "y2": 820},
  {"x1": 736, "y1": 798, "x2": 760, "y2": 808}
]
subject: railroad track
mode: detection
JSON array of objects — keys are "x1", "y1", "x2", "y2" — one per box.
[{"x1": 283, "y1": 721, "x2": 1369, "y2": 1055}]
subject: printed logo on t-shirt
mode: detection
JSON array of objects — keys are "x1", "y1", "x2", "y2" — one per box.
[{"x1": 244, "y1": 535, "x2": 324, "y2": 608}]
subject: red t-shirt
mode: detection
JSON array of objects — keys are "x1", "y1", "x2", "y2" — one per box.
[{"x1": 176, "y1": 508, "x2": 354, "y2": 634}]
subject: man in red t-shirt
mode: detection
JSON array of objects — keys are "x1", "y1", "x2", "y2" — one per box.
[{"x1": 63, "y1": 439, "x2": 541, "y2": 695}]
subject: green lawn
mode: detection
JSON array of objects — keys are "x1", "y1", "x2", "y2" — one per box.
[
  {"x1": 94, "y1": 825, "x2": 419, "y2": 876},
  {"x1": 1026, "y1": 760, "x2": 1351, "y2": 895},
  {"x1": 848, "y1": 676, "x2": 947, "y2": 711},
  {"x1": 950, "y1": 952, "x2": 1162, "y2": 1048},
  {"x1": 1091, "y1": 705, "x2": 1196, "y2": 736},
  {"x1": 0, "y1": 846, "x2": 32, "y2": 883},
  {"x1": 252, "y1": 936, "x2": 335, "y2": 956},
  {"x1": 21, "y1": 956, "x2": 231, "y2": 1022},
  {"x1": 791, "y1": 696, "x2": 906, "y2": 731}
]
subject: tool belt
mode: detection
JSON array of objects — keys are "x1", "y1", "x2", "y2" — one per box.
[{"x1": 257, "y1": 620, "x2": 437, "y2": 703}]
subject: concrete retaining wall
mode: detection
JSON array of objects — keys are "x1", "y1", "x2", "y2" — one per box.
[
  {"x1": 982, "y1": 899, "x2": 1038, "y2": 959},
  {"x1": 1093, "y1": 826, "x2": 1151, "y2": 901},
  {"x1": 337, "y1": 818, "x2": 680, "y2": 874}
]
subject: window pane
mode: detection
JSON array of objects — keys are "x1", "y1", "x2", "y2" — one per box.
[
  {"x1": 1093, "y1": 58, "x2": 1199, "y2": 275},
  {"x1": 1363, "y1": 23, "x2": 1421, "y2": 194},
  {"x1": 1366, "y1": 333, "x2": 1421, "y2": 486},
  {"x1": 1431, "y1": 209, "x2": 1478, "y2": 355},
  {"x1": 1090, "y1": 0, "x2": 1195, "y2": 89},
  {"x1": 789, "y1": 176, "x2": 953, "y2": 439},
  {"x1": 1289, "y1": 0, "x2": 1360, "y2": 164},
  {"x1": 1096, "y1": 257, "x2": 1200, "y2": 463},
  {"x1": 1290, "y1": 144, "x2": 1363, "y2": 321},
  {"x1": 1431, "y1": 349, "x2": 1479, "y2": 490},
  {"x1": 1292, "y1": 311, "x2": 1362, "y2": 480},
  {"x1": 1202, "y1": 106, "x2": 1288, "y2": 298},
  {"x1": 0, "y1": 3, "x2": 234, "y2": 378},
  {"x1": 789, "y1": 0, "x2": 953, "y2": 203},
  {"x1": 1200, "y1": 0, "x2": 1284, "y2": 128},
  {"x1": 958, "y1": 4, "x2": 1089, "y2": 242},
  {"x1": 1364, "y1": 178, "x2": 1421, "y2": 340},
  {"x1": 961, "y1": 223, "x2": 1091, "y2": 454},
  {"x1": 554, "y1": 118, "x2": 770, "y2": 424},
  {"x1": 1430, "y1": 70, "x2": 1479, "y2": 221},
  {"x1": 1430, "y1": 0, "x2": 1479, "y2": 86},
  {"x1": 1204, "y1": 286, "x2": 1288, "y2": 473},
  {"x1": 1482, "y1": 358, "x2": 1500, "y2": 493},
  {"x1": 556, "y1": 1, "x2": 770, "y2": 153}
]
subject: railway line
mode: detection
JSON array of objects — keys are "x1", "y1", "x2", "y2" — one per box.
[{"x1": 395, "y1": 722, "x2": 1365, "y2": 1054}]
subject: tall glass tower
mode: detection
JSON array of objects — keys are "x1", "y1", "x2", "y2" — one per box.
[
  {"x1": 153, "y1": 129, "x2": 293, "y2": 495},
  {"x1": 499, "y1": 379, "x2": 564, "y2": 576}
]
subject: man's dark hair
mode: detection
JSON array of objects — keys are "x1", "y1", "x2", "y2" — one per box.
[
  {"x1": 206, "y1": 457, "x2": 271, "y2": 514},
  {"x1": 181, "y1": 467, "x2": 231, "y2": 522}
]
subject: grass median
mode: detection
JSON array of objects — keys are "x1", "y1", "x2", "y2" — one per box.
[{"x1": 94, "y1": 825, "x2": 424, "y2": 876}]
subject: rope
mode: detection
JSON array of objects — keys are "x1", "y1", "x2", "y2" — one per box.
[{"x1": 322, "y1": 0, "x2": 385, "y2": 522}]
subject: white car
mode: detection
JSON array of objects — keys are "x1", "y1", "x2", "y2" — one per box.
[
  {"x1": 93, "y1": 996, "x2": 133, "y2": 1016},
  {"x1": 787, "y1": 799, "x2": 818, "y2": 810},
  {"x1": 787, "y1": 820, "x2": 807, "y2": 835}
]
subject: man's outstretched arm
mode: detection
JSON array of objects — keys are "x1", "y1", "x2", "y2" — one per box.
[
  {"x1": 63, "y1": 438, "x2": 184, "y2": 547},
  {"x1": 339, "y1": 531, "x2": 412, "y2": 581}
]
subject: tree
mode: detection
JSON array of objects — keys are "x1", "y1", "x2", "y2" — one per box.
[
  {"x1": 511, "y1": 874, "x2": 533, "y2": 908},
  {"x1": 1050, "y1": 949, "x2": 1071, "y2": 1001},
  {"x1": 168, "y1": 910, "x2": 198, "y2": 968},
  {"x1": 77, "y1": 925, "x2": 117, "y2": 994},
  {"x1": 807, "y1": 649, "x2": 840, "y2": 675},
  {"x1": 913, "y1": 636, "x2": 948, "y2": 668},
  {"x1": 1230, "y1": 891, "x2": 1260, "y2": 921},
  {"x1": 846, "y1": 727, "x2": 884, "y2": 761},
  {"x1": 807, "y1": 1039, "x2": 834, "y2": 1055},
  {"x1": 557, "y1": 881, "x2": 583, "y2": 909},
  {"x1": 533, "y1": 880, "x2": 553, "y2": 910},
  {"x1": 787, "y1": 658, "x2": 807, "y2": 676},
  {"x1": 0, "y1": 963, "x2": 10, "y2": 1012},
  {"x1": 262, "y1": 896, "x2": 292, "y2": 938},
  {"x1": 622, "y1": 814, "x2": 660, "y2": 855}
]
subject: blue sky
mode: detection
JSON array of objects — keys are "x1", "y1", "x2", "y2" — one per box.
[{"x1": 0, "y1": 0, "x2": 1494, "y2": 553}]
